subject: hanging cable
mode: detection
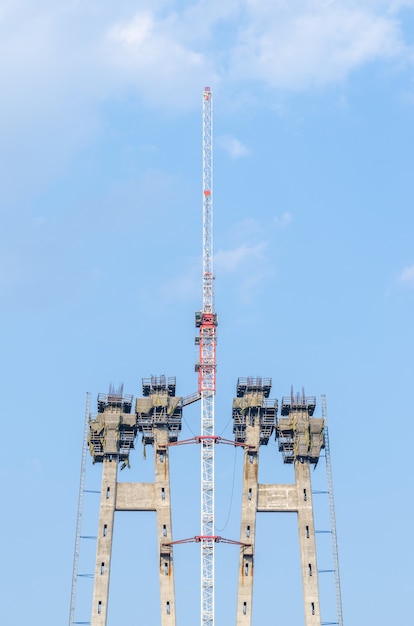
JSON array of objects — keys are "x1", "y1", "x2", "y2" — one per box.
[{"x1": 215, "y1": 445, "x2": 238, "y2": 532}]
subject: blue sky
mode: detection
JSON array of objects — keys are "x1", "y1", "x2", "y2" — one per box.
[{"x1": 1, "y1": 1, "x2": 414, "y2": 625}]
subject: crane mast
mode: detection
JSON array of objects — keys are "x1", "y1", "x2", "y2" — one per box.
[{"x1": 196, "y1": 86, "x2": 217, "y2": 626}]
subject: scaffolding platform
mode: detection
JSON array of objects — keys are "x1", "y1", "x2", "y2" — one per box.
[
  {"x1": 136, "y1": 375, "x2": 183, "y2": 445},
  {"x1": 280, "y1": 390, "x2": 316, "y2": 416},
  {"x1": 142, "y1": 375, "x2": 176, "y2": 397},
  {"x1": 276, "y1": 390, "x2": 324, "y2": 464},
  {"x1": 97, "y1": 383, "x2": 133, "y2": 414},
  {"x1": 88, "y1": 384, "x2": 137, "y2": 463},
  {"x1": 232, "y1": 378, "x2": 277, "y2": 445},
  {"x1": 236, "y1": 377, "x2": 272, "y2": 398}
]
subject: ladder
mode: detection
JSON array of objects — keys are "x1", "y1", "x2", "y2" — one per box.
[
  {"x1": 69, "y1": 393, "x2": 91, "y2": 626},
  {"x1": 321, "y1": 395, "x2": 344, "y2": 626}
]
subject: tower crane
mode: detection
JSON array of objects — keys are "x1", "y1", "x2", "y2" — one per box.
[{"x1": 195, "y1": 86, "x2": 217, "y2": 626}]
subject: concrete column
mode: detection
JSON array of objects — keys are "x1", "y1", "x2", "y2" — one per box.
[
  {"x1": 295, "y1": 461, "x2": 321, "y2": 626},
  {"x1": 236, "y1": 421, "x2": 260, "y2": 626},
  {"x1": 91, "y1": 457, "x2": 118, "y2": 626},
  {"x1": 154, "y1": 428, "x2": 176, "y2": 626}
]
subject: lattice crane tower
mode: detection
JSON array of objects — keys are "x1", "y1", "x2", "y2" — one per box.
[{"x1": 195, "y1": 86, "x2": 217, "y2": 626}]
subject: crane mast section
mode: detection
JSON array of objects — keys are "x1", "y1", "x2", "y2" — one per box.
[
  {"x1": 197, "y1": 87, "x2": 217, "y2": 396},
  {"x1": 202, "y1": 87, "x2": 213, "y2": 315},
  {"x1": 197, "y1": 86, "x2": 217, "y2": 626}
]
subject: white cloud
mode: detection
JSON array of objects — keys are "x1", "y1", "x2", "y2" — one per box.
[
  {"x1": 230, "y1": 2, "x2": 404, "y2": 89},
  {"x1": 159, "y1": 242, "x2": 268, "y2": 303},
  {"x1": 239, "y1": 270, "x2": 269, "y2": 304},
  {"x1": 162, "y1": 263, "x2": 199, "y2": 299},
  {"x1": 103, "y1": 1, "x2": 408, "y2": 99},
  {"x1": 104, "y1": 9, "x2": 220, "y2": 108},
  {"x1": 0, "y1": 1, "x2": 411, "y2": 122},
  {"x1": 0, "y1": 0, "x2": 412, "y2": 191},
  {"x1": 274, "y1": 212, "x2": 292, "y2": 228},
  {"x1": 215, "y1": 242, "x2": 267, "y2": 271},
  {"x1": 388, "y1": 0, "x2": 414, "y2": 9},
  {"x1": 218, "y1": 134, "x2": 249, "y2": 158},
  {"x1": 233, "y1": 218, "x2": 263, "y2": 238},
  {"x1": 214, "y1": 238, "x2": 276, "y2": 303},
  {"x1": 109, "y1": 11, "x2": 153, "y2": 46},
  {"x1": 398, "y1": 264, "x2": 414, "y2": 285},
  {"x1": 160, "y1": 242, "x2": 269, "y2": 303}
]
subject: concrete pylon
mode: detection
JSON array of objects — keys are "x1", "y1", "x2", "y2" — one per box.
[
  {"x1": 88, "y1": 378, "x2": 181, "y2": 626},
  {"x1": 233, "y1": 382, "x2": 324, "y2": 626}
]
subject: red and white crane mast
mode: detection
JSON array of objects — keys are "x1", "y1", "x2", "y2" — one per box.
[{"x1": 195, "y1": 86, "x2": 217, "y2": 626}]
